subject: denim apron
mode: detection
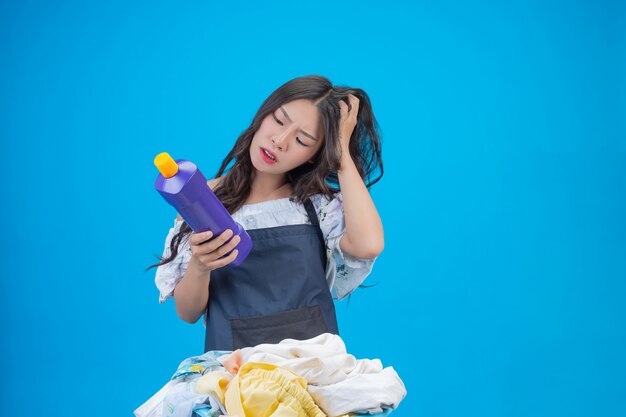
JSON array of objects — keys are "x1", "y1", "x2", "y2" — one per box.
[{"x1": 204, "y1": 198, "x2": 339, "y2": 352}]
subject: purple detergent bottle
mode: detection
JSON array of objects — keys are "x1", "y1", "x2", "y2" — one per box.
[{"x1": 154, "y1": 152, "x2": 252, "y2": 267}]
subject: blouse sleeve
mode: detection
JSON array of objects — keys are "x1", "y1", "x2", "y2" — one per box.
[
  {"x1": 314, "y1": 192, "x2": 378, "y2": 301},
  {"x1": 154, "y1": 219, "x2": 192, "y2": 303}
]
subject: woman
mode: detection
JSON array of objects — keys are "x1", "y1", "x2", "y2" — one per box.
[{"x1": 148, "y1": 75, "x2": 384, "y2": 352}]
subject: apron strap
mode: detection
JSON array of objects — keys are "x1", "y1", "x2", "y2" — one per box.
[
  {"x1": 303, "y1": 198, "x2": 320, "y2": 226},
  {"x1": 303, "y1": 198, "x2": 328, "y2": 269}
]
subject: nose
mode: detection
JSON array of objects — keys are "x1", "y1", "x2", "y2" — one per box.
[
  {"x1": 272, "y1": 126, "x2": 296, "y2": 150},
  {"x1": 271, "y1": 136, "x2": 284, "y2": 150}
]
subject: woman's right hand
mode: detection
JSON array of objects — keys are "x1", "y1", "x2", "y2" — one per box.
[{"x1": 188, "y1": 228, "x2": 240, "y2": 273}]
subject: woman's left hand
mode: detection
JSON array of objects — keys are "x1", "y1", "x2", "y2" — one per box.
[{"x1": 338, "y1": 94, "x2": 360, "y2": 151}]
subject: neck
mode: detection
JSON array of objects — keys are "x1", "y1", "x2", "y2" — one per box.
[{"x1": 249, "y1": 171, "x2": 292, "y2": 201}]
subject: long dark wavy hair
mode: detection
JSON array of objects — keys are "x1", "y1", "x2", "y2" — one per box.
[{"x1": 147, "y1": 75, "x2": 383, "y2": 271}]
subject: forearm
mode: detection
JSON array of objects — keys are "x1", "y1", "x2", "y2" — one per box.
[
  {"x1": 337, "y1": 149, "x2": 384, "y2": 258},
  {"x1": 173, "y1": 258, "x2": 211, "y2": 324}
]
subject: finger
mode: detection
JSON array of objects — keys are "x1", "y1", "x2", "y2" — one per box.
[
  {"x1": 348, "y1": 94, "x2": 359, "y2": 113},
  {"x1": 208, "y1": 234, "x2": 241, "y2": 259},
  {"x1": 223, "y1": 234, "x2": 241, "y2": 251},
  {"x1": 189, "y1": 230, "x2": 214, "y2": 246},
  {"x1": 338, "y1": 99, "x2": 347, "y2": 112},
  {"x1": 199, "y1": 228, "x2": 234, "y2": 251},
  {"x1": 343, "y1": 96, "x2": 355, "y2": 113},
  {"x1": 207, "y1": 249, "x2": 239, "y2": 270}
]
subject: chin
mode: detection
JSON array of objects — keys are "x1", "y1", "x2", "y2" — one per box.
[{"x1": 250, "y1": 149, "x2": 272, "y2": 173}]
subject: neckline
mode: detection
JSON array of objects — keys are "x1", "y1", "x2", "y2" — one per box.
[
  {"x1": 172, "y1": 195, "x2": 319, "y2": 224},
  {"x1": 242, "y1": 196, "x2": 295, "y2": 207}
]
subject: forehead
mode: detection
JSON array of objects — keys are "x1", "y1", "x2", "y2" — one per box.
[{"x1": 280, "y1": 99, "x2": 321, "y2": 132}]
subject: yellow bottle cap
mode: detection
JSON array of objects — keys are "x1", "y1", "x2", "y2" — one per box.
[{"x1": 154, "y1": 152, "x2": 179, "y2": 178}]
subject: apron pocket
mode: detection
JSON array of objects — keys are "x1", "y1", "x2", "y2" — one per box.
[{"x1": 231, "y1": 305, "x2": 328, "y2": 349}]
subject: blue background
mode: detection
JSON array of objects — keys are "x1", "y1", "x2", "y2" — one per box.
[{"x1": 1, "y1": 1, "x2": 625, "y2": 416}]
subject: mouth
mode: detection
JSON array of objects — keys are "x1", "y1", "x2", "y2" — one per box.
[{"x1": 260, "y1": 147, "x2": 278, "y2": 164}]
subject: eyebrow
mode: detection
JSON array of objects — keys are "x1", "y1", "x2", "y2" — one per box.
[{"x1": 279, "y1": 107, "x2": 318, "y2": 141}]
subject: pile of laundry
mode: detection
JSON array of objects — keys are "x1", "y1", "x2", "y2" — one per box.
[{"x1": 135, "y1": 333, "x2": 406, "y2": 417}]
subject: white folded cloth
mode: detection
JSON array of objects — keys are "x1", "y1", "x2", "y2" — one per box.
[{"x1": 239, "y1": 333, "x2": 406, "y2": 415}]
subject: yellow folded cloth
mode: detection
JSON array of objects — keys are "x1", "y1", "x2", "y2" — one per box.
[
  {"x1": 195, "y1": 371, "x2": 233, "y2": 405},
  {"x1": 196, "y1": 362, "x2": 356, "y2": 417},
  {"x1": 197, "y1": 362, "x2": 325, "y2": 417}
]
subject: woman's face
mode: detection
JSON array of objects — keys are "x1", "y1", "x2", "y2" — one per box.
[{"x1": 250, "y1": 99, "x2": 324, "y2": 174}]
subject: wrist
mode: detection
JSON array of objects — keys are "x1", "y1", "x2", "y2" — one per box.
[
  {"x1": 338, "y1": 148, "x2": 356, "y2": 173},
  {"x1": 189, "y1": 256, "x2": 212, "y2": 276}
]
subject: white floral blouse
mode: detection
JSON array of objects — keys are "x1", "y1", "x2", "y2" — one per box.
[{"x1": 154, "y1": 192, "x2": 378, "y2": 304}]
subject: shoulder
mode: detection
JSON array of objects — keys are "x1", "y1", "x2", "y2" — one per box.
[
  {"x1": 207, "y1": 176, "x2": 224, "y2": 190},
  {"x1": 309, "y1": 192, "x2": 344, "y2": 237},
  {"x1": 310, "y1": 191, "x2": 343, "y2": 214}
]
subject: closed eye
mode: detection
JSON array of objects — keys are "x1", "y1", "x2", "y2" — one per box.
[
  {"x1": 272, "y1": 113, "x2": 284, "y2": 126},
  {"x1": 272, "y1": 113, "x2": 310, "y2": 147}
]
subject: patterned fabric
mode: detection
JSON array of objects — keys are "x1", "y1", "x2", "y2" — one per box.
[
  {"x1": 171, "y1": 351, "x2": 231, "y2": 380},
  {"x1": 154, "y1": 192, "x2": 377, "y2": 304},
  {"x1": 135, "y1": 346, "x2": 400, "y2": 417}
]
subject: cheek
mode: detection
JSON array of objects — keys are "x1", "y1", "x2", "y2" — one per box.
[
  {"x1": 261, "y1": 116, "x2": 276, "y2": 132},
  {"x1": 312, "y1": 142, "x2": 324, "y2": 157},
  {"x1": 254, "y1": 121, "x2": 273, "y2": 142},
  {"x1": 264, "y1": 127, "x2": 280, "y2": 141},
  {"x1": 302, "y1": 145, "x2": 322, "y2": 163}
]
